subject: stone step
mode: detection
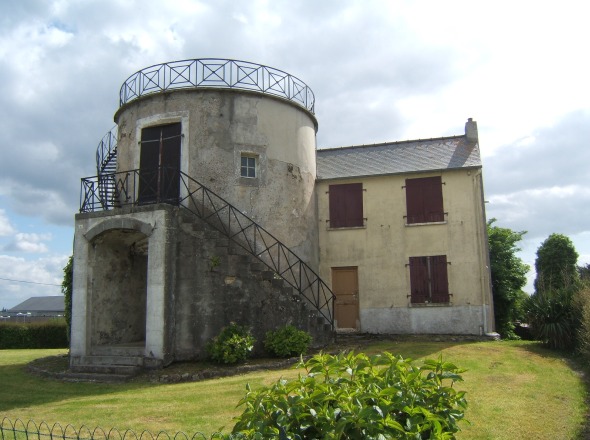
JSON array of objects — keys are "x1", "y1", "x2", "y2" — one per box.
[
  {"x1": 61, "y1": 371, "x2": 134, "y2": 383},
  {"x1": 70, "y1": 364, "x2": 141, "y2": 376},
  {"x1": 76, "y1": 355, "x2": 144, "y2": 366},
  {"x1": 90, "y1": 345, "x2": 144, "y2": 357}
]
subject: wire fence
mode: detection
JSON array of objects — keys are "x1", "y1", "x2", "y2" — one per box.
[{"x1": 0, "y1": 419, "x2": 218, "y2": 440}]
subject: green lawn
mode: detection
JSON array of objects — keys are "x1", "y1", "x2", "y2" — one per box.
[{"x1": 0, "y1": 340, "x2": 587, "y2": 439}]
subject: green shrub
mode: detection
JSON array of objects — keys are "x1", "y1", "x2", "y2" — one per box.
[
  {"x1": 0, "y1": 321, "x2": 68, "y2": 349},
  {"x1": 264, "y1": 325, "x2": 312, "y2": 358},
  {"x1": 525, "y1": 288, "x2": 578, "y2": 350},
  {"x1": 208, "y1": 323, "x2": 255, "y2": 364},
  {"x1": 223, "y1": 351, "x2": 467, "y2": 439},
  {"x1": 575, "y1": 286, "x2": 590, "y2": 360}
]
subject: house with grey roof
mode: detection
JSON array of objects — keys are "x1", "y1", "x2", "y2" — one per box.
[{"x1": 316, "y1": 118, "x2": 494, "y2": 334}]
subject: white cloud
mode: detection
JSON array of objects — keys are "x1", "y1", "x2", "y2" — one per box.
[
  {"x1": 0, "y1": 210, "x2": 16, "y2": 236},
  {"x1": 4, "y1": 232, "x2": 52, "y2": 253}
]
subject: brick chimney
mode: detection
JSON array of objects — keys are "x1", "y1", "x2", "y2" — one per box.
[{"x1": 465, "y1": 118, "x2": 478, "y2": 143}]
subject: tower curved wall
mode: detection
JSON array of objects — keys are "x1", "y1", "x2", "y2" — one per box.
[{"x1": 114, "y1": 89, "x2": 319, "y2": 267}]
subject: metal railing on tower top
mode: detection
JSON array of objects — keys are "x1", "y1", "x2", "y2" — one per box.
[{"x1": 119, "y1": 58, "x2": 315, "y2": 113}]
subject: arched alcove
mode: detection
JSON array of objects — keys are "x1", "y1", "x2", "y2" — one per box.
[{"x1": 88, "y1": 228, "x2": 149, "y2": 348}]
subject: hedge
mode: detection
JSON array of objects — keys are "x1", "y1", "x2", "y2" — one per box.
[{"x1": 0, "y1": 321, "x2": 68, "y2": 349}]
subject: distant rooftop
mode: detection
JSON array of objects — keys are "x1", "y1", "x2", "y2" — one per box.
[
  {"x1": 317, "y1": 120, "x2": 481, "y2": 180},
  {"x1": 9, "y1": 296, "x2": 65, "y2": 313}
]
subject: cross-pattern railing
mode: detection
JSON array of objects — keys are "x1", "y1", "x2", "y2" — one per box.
[
  {"x1": 119, "y1": 58, "x2": 315, "y2": 113},
  {"x1": 80, "y1": 167, "x2": 334, "y2": 326}
]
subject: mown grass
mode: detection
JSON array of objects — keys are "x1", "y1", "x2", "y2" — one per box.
[{"x1": 0, "y1": 340, "x2": 588, "y2": 439}]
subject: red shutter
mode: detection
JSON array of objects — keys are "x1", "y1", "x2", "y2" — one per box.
[
  {"x1": 405, "y1": 179, "x2": 422, "y2": 224},
  {"x1": 405, "y1": 176, "x2": 444, "y2": 224},
  {"x1": 424, "y1": 177, "x2": 444, "y2": 222},
  {"x1": 430, "y1": 255, "x2": 449, "y2": 303},
  {"x1": 329, "y1": 184, "x2": 346, "y2": 228},
  {"x1": 160, "y1": 123, "x2": 181, "y2": 202},
  {"x1": 329, "y1": 183, "x2": 363, "y2": 228},
  {"x1": 138, "y1": 126, "x2": 161, "y2": 204},
  {"x1": 409, "y1": 256, "x2": 429, "y2": 303}
]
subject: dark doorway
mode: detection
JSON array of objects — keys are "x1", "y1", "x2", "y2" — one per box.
[{"x1": 138, "y1": 123, "x2": 181, "y2": 205}]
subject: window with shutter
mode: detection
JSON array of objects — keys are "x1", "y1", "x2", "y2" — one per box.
[
  {"x1": 405, "y1": 176, "x2": 444, "y2": 224},
  {"x1": 409, "y1": 255, "x2": 450, "y2": 304},
  {"x1": 328, "y1": 183, "x2": 364, "y2": 228}
]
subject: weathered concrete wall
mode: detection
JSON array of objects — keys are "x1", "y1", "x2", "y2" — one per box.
[
  {"x1": 71, "y1": 204, "x2": 332, "y2": 366},
  {"x1": 71, "y1": 206, "x2": 177, "y2": 367},
  {"x1": 317, "y1": 168, "x2": 493, "y2": 335},
  {"x1": 114, "y1": 88, "x2": 319, "y2": 270},
  {"x1": 88, "y1": 229, "x2": 148, "y2": 346},
  {"x1": 172, "y1": 209, "x2": 331, "y2": 360}
]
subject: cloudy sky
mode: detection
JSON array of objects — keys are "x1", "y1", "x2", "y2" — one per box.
[{"x1": 1, "y1": 0, "x2": 589, "y2": 309}]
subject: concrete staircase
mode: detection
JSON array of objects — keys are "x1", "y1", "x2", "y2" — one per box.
[
  {"x1": 216, "y1": 229, "x2": 333, "y2": 337},
  {"x1": 68, "y1": 345, "x2": 143, "y2": 382}
]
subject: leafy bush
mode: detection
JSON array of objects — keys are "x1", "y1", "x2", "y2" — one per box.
[
  {"x1": 264, "y1": 325, "x2": 312, "y2": 358},
  {"x1": 207, "y1": 323, "x2": 255, "y2": 364},
  {"x1": 0, "y1": 321, "x2": 68, "y2": 349},
  {"x1": 525, "y1": 288, "x2": 579, "y2": 350},
  {"x1": 221, "y1": 351, "x2": 467, "y2": 439},
  {"x1": 575, "y1": 285, "x2": 590, "y2": 360}
]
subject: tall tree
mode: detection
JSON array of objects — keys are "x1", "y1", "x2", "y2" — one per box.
[
  {"x1": 487, "y1": 219, "x2": 529, "y2": 338},
  {"x1": 578, "y1": 263, "x2": 590, "y2": 282},
  {"x1": 534, "y1": 233, "x2": 579, "y2": 293}
]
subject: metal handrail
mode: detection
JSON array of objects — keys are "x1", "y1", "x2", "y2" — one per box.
[
  {"x1": 119, "y1": 58, "x2": 315, "y2": 113},
  {"x1": 95, "y1": 128, "x2": 118, "y2": 210},
  {"x1": 80, "y1": 167, "x2": 334, "y2": 326},
  {"x1": 95, "y1": 127, "x2": 118, "y2": 176}
]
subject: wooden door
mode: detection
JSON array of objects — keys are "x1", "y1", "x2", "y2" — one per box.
[
  {"x1": 332, "y1": 267, "x2": 359, "y2": 329},
  {"x1": 138, "y1": 123, "x2": 181, "y2": 205}
]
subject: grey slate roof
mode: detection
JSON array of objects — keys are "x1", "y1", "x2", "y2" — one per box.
[
  {"x1": 9, "y1": 296, "x2": 65, "y2": 312},
  {"x1": 316, "y1": 135, "x2": 481, "y2": 180}
]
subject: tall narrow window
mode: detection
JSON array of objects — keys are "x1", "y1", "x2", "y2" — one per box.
[
  {"x1": 405, "y1": 176, "x2": 444, "y2": 224},
  {"x1": 409, "y1": 255, "x2": 449, "y2": 304},
  {"x1": 328, "y1": 183, "x2": 364, "y2": 228},
  {"x1": 240, "y1": 155, "x2": 257, "y2": 178}
]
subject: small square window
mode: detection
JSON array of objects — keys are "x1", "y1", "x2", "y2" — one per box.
[{"x1": 241, "y1": 155, "x2": 256, "y2": 178}]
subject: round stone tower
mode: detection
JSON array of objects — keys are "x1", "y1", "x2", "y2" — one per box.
[
  {"x1": 114, "y1": 59, "x2": 319, "y2": 266},
  {"x1": 72, "y1": 59, "x2": 332, "y2": 369}
]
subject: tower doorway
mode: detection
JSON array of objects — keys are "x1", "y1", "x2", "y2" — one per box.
[{"x1": 138, "y1": 122, "x2": 181, "y2": 205}]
